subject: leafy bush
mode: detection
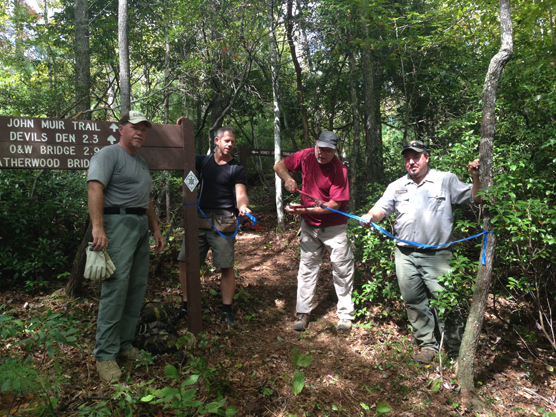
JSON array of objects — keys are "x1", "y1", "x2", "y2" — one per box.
[{"x1": 0, "y1": 169, "x2": 88, "y2": 288}]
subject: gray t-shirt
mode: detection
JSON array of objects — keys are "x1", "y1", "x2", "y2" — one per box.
[
  {"x1": 87, "y1": 144, "x2": 151, "y2": 208},
  {"x1": 375, "y1": 168, "x2": 473, "y2": 249}
]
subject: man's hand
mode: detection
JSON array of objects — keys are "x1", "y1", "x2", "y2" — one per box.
[
  {"x1": 91, "y1": 228, "x2": 108, "y2": 251},
  {"x1": 84, "y1": 244, "x2": 107, "y2": 280},
  {"x1": 151, "y1": 231, "x2": 165, "y2": 254},
  {"x1": 238, "y1": 205, "x2": 252, "y2": 216},
  {"x1": 360, "y1": 213, "x2": 373, "y2": 228},
  {"x1": 468, "y1": 159, "x2": 480, "y2": 176},
  {"x1": 285, "y1": 178, "x2": 297, "y2": 193}
]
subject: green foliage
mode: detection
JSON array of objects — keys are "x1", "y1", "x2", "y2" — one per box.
[
  {"x1": 291, "y1": 348, "x2": 313, "y2": 395},
  {"x1": 0, "y1": 169, "x2": 88, "y2": 286}
]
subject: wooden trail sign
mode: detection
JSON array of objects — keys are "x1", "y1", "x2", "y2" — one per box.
[
  {"x1": 0, "y1": 115, "x2": 203, "y2": 334},
  {"x1": 0, "y1": 116, "x2": 183, "y2": 170}
]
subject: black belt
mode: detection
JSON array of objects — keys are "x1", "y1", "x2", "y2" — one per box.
[
  {"x1": 397, "y1": 245, "x2": 449, "y2": 253},
  {"x1": 104, "y1": 207, "x2": 146, "y2": 215}
]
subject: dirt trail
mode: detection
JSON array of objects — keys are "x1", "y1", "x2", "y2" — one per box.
[{"x1": 1, "y1": 212, "x2": 554, "y2": 416}]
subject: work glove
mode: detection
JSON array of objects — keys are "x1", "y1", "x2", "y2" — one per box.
[
  {"x1": 84, "y1": 243, "x2": 107, "y2": 280},
  {"x1": 104, "y1": 251, "x2": 116, "y2": 279}
]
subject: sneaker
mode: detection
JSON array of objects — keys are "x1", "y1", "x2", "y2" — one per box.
[
  {"x1": 175, "y1": 302, "x2": 188, "y2": 319},
  {"x1": 220, "y1": 310, "x2": 237, "y2": 328},
  {"x1": 412, "y1": 349, "x2": 437, "y2": 364},
  {"x1": 293, "y1": 313, "x2": 310, "y2": 332},
  {"x1": 337, "y1": 319, "x2": 352, "y2": 331},
  {"x1": 117, "y1": 347, "x2": 143, "y2": 361},
  {"x1": 96, "y1": 360, "x2": 122, "y2": 383}
]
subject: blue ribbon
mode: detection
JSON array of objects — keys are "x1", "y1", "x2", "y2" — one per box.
[
  {"x1": 324, "y1": 206, "x2": 493, "y2": 265},
  {"x1": 182, "y1": 202, "x2": 257, "y2": 239}
]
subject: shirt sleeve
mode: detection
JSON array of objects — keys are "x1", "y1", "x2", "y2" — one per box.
[
  {"x1": 375, "y1": 182, "x2": 398, "y2": 218},
  {"x1": 284, "y1": 148, "x2": 310, "y2": 172},
  {"x1": 233, "y1": 163, "x2": 247, "y2": 185},
  {"x1": 446, "y1": 173, "x2": 473, "y2": 205},
  {"x1": 87, "y1": 146, "x2": 116, "y2": 187}
]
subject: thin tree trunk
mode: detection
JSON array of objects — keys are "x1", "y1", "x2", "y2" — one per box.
[
  {"x1": 66, "y1": 222, "x2": 93, "y2": 297},
  {"x1": 458, "y1": 0, "x2": 513, "y2": 406},
  {"x1": 67, "y1": 0, "x2": 92, "y2": 297},
  {"x1": 268, "y1": 0, "x2": 284, "y2": 231},
  {"x1": 74, "y1": 0, "x2": 91, "y2": 119},
  {"x1": 361, "y1": 20, "x2": 383, "y2": 184},
  {"x1": 286, "y1": 0, "x2": 311, "y2": 148},
  {"x1": 346, "y1": 26, "x2": 362, "y2": 213},
  {"x1": 119, "y1": 0, "x2": 130, "y2": 114}
]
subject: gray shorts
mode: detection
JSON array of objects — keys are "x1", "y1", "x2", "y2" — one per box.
[{"x1": 178, "y1": 229, "x2": 236, "y2": 269}]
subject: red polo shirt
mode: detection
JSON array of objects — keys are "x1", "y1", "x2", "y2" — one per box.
[{"x1": 284, "y1": 148, "x2": 349, "y2": 227}]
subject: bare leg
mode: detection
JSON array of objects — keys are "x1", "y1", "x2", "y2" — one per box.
[{"x1": 220, "y1": 267, "x2": 235, "y2": 304}]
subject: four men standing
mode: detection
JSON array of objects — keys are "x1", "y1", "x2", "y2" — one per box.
[{"x1": 87, "y1": 111, "x2": 481, "y2": 382}]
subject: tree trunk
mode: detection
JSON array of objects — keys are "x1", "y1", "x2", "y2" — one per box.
[
  {"x1": 361, "y1": 20, "x2": 383, "y2": 184},
  {"x1": 458, "y1": 0, "x2": 513, "y2": 404},
  {"x1": 286, "y1": 0, "x2": 311, "y2": 149},
  {"x1": 346, "y1": 26, "x2": 362, "y2": 213},
  {"x1": 268, "y1": 0, "x2": 285, "y2": 232},
  {"x1": 74, "y1": 0, "x2": 91, "y2": 119},
  {"x1": 66, "y1": 222, "x2": 93, "y2": 297},
  {"x1": 119, "y1": 0, "x2": 130, "y2": 115},
  {"x1": 66, "y1": 0, "x2": 92, "y2": 297}
]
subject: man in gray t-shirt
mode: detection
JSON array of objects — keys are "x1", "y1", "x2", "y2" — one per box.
[
  {"x1": 87, "y1": 110, "x2": 164, "y2": 383},
  {"x1": 362, "y1": 140, "x2": 480, "y2": 364}
]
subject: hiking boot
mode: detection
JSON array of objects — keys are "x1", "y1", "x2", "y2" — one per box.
[
  {"x1": 337, "y1": 319, "x2": 352, "y2": 332},
  {"x1": 293, "y1": 313, "x2": 310, "y2": 331},
  {"x1": 220, "y1": 310, "x2": 237, "y2": 328},
  {"x1": 117, "y1": 347, "x2": 143, "y2": 361},
  {"x1": 96, "y1": 360, "x2": 122, "y2": 383},
  {"x1": 175, "y1": 302, "x2": 188, "y2": 320},
  {"x1": 412, "y1": 349, "x2": 437, "y2": 364}
]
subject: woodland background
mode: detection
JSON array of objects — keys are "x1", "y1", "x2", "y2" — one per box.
[{"x1": 1, "y1": 0, "x2": 556, "y2": 416}]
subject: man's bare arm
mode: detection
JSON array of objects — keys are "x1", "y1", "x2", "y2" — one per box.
[
  {"x1": 88, "y1": 180, "x2": 107, "y2": 250},
  {"x1": 273, "y1": 159, "x2": 297, "y2": 193}
]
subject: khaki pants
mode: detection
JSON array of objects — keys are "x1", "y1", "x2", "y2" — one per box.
[
  {"x1": 395, "y1": 246, "x2": 464, "y2": 355},
  {"x1": 94, "y1": 213, "x2": 150, "y2": 362},
  {"x1": 296, "y1": 221, "x2": 355, "y2": 320}
]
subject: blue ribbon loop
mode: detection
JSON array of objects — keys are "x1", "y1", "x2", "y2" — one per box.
[
  {"x1": 324, "y1": 206, "x2": 493, "y2": 265},
  {"x1": 182, "y1": 202, "x2": 257, "y2": 239}
]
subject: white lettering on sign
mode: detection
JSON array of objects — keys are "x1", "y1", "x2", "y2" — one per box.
[
  {"x1": 71, "y1": 121, "x2": 101, "y2": 131},
  {"x1": 83, "y1": 147, "x2": 100, "y2": 156},
  {"x1": 55, "y1": 133, "x2": 76, "y2": 143},
  {"x1": 2, "y1": 157, "x2": 60, "y2": 168},
  {"x1": 67, "y1": 159, "x2": 90, "y2": 168},
  {"x1": 10, "y1": 131, "x2": 48, "y2": 142},
  {"x1": 9, "y1": 144, "x2": 33, "y2": 154},
  {"x1": 82, "y1": 134, "x2": 98, "y2": 144},
  {"x1": 39, "y1": 145, "x2": 76, "y2": 155},
  {"x1": 41, "y1": 119, "x2": 66, "y2": 129},
  {"x1": 6, "y1": 118, "x2": 34, "y2": 128},
  {"x1": 109, "y1": 123, "x2": 118, "y2": 132},
  {"x1": 107, "y1": 135, "x2": 117, "y2": 144}
]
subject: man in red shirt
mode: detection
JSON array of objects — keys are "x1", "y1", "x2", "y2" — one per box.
[{"x1": 274, "y1": 131, "x2": 354, "y2": 331}]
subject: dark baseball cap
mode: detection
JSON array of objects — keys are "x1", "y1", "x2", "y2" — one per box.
[
  {"x1": 316, "y1": 131, "x2": 338, "y2": 149},
  {"x1": 401, "y1": 140, "x2": 427, "y2": 155}
]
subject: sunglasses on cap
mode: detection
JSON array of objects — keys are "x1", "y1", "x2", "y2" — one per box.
[{"x1": 401, "y1": 141, "x2": 428, "y2": 154}]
